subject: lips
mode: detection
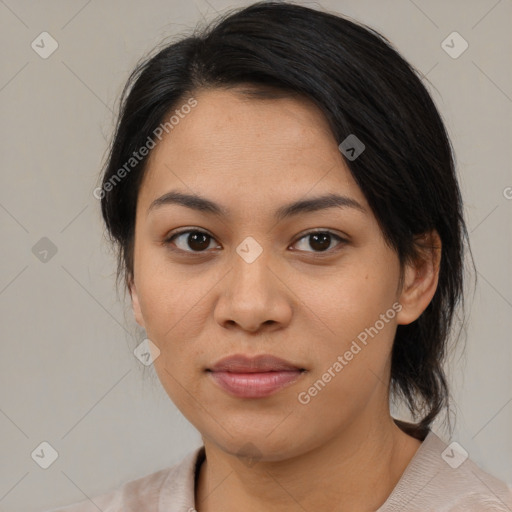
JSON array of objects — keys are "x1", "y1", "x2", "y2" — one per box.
[
  {"x1": 209, "y1": 354, "x2": 304, "y2": 373},
  {"x1": 207, "y1": 354, "x2": 306, "y2": 398}
]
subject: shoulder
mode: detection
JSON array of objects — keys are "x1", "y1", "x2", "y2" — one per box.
[
  {"x1": 380, "y1": 430, "x2": 512, "y2": 511},
  {"x1": 442, "y1": 454, "x2": 512, "y2": 511},
  {"x1": 45, "y1": 468, "x2": 168, "y2": 512},
  {"x1": 44, "y1": 446, "x2": 204, "y2": 512}
]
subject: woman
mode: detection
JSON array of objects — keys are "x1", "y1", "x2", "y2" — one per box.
[{"x1": 51, "y1": 1, "x2": 512, "y2": 510}]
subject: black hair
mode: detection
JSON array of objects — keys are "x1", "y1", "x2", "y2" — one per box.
[{"x1": 98, "y1": 1, "x2": 471, "y2": 435}]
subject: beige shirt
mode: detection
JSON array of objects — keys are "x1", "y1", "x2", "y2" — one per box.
[{"x1": 48, "y1": 430, "x2": 512, "y2": 511}]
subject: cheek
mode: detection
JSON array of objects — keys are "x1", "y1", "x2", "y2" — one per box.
[
  {"x1": 135, "y1": 253, "x2": 201, "y2": 337},
  {"x1": 295, "y1": 255, "x2": 400, "y2": 390},
  {"x1": 297, "y1": 259, "x2": 399, "y2": 338},
  {"x1": 138, "y1": 279, "x2": 207, "y2": 366},
  {"x1": 134, "y1": 250, "x2": 215, "y2": 367},
  {"x1": 294, "y1": 305, "x2": 398, "y2": 437}
]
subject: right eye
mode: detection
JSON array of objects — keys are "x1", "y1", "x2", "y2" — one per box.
[{"x1": 164, "y1": 229, "x2": 221, "y2": 253}]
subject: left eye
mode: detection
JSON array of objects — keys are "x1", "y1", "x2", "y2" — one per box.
[{"x1": 292, "y1": 231, "x2": 345, "y2": 253}]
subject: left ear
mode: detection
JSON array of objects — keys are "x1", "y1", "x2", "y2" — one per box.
[{"x1": 396, "y1": 230, "x2": 442, "y2": 326}]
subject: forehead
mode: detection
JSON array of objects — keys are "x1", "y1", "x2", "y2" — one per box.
[{"x1": 138, "y1": 88, "x2": 365, "y2": 212}]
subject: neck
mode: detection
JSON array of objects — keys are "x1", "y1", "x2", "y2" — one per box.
[{"x1": 195, "y1": 414, "x2": 422, "y2": 512}]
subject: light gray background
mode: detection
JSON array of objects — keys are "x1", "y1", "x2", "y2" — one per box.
[{"x1": 1, "y1": 1, "x2": 511, "y2": 510}]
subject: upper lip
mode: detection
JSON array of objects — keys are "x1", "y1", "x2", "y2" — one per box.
[{"x1": 208, "y1": 354, "x2": 304, "y2": 373}]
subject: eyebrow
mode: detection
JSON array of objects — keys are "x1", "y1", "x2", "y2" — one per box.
[{"x1": 148, "y1": 190, "x2": 367, "y2": 220}]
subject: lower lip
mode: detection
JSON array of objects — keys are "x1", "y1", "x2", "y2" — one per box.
[{"x1": 208, "y1": 370, "x2": 304, "y2": 398}]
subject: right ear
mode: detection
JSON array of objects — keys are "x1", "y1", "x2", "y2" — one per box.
[{"x1": 129, "y1": 279, "x2": 146, "y2": 328}]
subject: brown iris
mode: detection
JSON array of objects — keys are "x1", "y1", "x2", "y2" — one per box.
[{"x1": 308, "y1": 233, "x2": 332, "y2": 252}]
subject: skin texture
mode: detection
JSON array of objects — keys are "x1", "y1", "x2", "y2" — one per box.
[{"x1": 129, "y1": 87, "x2": 441, "y2": 511}]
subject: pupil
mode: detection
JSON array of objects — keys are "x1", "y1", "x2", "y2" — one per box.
[
  {"x1": 310, "y1": 233, "x2": 330, "y2": 251},
  {"x1": 189, "y1": 232, "x2": 209, "y2": 251}
]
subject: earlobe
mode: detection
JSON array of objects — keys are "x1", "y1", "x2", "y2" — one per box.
[
  {"x1": 396, "y1": 231, "x2": 441, "y2": 326},
  {"x1": 129, "y1": 280, "x2": 146, "y2": 328}
]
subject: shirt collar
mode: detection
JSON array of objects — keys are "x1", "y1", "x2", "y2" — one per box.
[{"x1": 158, "y1": 444, "x2": 205, "y2": 512}]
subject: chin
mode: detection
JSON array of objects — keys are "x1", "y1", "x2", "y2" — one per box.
[{"x1": 202, "y1": 427, "x2": 314, "y2": 463}]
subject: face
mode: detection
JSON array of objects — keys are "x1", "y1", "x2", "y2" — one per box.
[{"x1": 129, "y1": 88, "x2": 435, "y2": 461}]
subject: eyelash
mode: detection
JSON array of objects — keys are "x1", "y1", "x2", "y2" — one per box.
[{"x1": 163, "y1": 229, "x2": 348, "y2": 256}]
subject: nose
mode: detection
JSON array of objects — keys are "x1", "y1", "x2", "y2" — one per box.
[{"x1": 213, "y1": 245, "x2": 293, "y2": 334}]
